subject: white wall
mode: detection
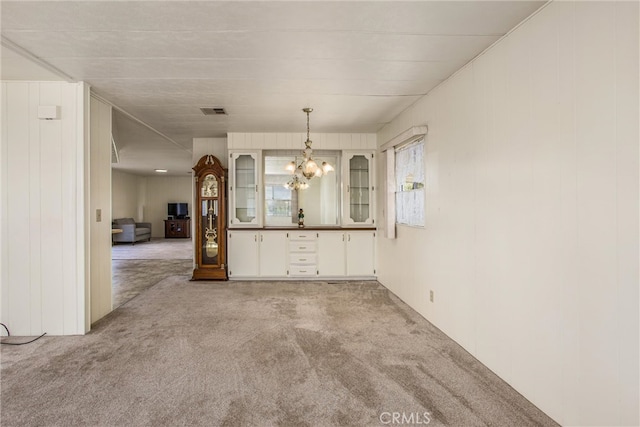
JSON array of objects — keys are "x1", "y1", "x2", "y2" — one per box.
[
  {"x1": 144, "y1": 176, "x2": 192, "y2": 238},
  {"x1": 89, "y1": 95, "x2": 112, "y2": 324},
  {"x1": 111, "y1": 137, "x2": 227, "y2": 240},
  {"x1": 112, "y1": 169, "x2": 191, "y2": 238},
  {"x1": 193, "y1": 137, "x2": 228, "y2": 169},
  {"x1": 376, "y1": 2, "x2": 639, "y2": 426},
  {"x1": 228, "y1": 132, "x2": 376, "y2": 151},
  {"x1": 111, "y1": 169, "x2": 141, "y2": 220},
  {"x1": 1, "y1": 81, "x2": 88, "y2": 335}
]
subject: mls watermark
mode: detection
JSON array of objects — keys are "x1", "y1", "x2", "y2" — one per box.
[{"x1": 379, "y1": 411, "x2": 432, "y2": 425}]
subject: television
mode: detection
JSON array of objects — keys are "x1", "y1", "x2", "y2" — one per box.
[{"x1": 168, "y1": 202, "x2": 189, "y2": 219}]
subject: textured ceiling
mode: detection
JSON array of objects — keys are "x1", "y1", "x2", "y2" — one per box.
[{"x1": 1, "y1": 1, "x2": 546, "y2": 175}]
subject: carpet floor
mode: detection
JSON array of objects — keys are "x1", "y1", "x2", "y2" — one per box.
[
  {"x1": 1, "y1": 277, "x2": 559, "y2": 427},
  {"x1": 112, "y1": 259, "x2": 193, "y2": 307},
  {"x1": 111, "y1": 238, "x2": 193, "y2": 308},
  {"x1": 112, "y1": 238, "x2": 193, "y2": 260}
]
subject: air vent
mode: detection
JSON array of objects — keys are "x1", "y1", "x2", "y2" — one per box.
[{"x1": 200, "y1": 107, "x2": 227, "y2": 115}]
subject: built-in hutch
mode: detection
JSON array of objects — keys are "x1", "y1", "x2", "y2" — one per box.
[
  {"x1": 227, "y1": 229, "x2": 376, "y2": 279},
  {"x1": 225, "y1": 132, "x2": 377, "y2": 280}
]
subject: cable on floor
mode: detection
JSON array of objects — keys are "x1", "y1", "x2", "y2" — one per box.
[{"x1": 0, "y1": 323, "x2": 47, "y2": 345}]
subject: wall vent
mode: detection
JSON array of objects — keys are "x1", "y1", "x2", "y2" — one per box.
[{"x1": 200, "y1": 107, "x2": 227, "y2": 115}]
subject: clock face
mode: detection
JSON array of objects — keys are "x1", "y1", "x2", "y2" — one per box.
[{"x1": 201, "y1": 174, "x2": 218, "y2": 198}]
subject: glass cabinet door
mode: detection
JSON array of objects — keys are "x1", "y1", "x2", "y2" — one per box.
[
  {"x1": 200, "y1": 174, "x2": 219, "y2": 266},
  {"x1": 343, "y1": 152, "x2": 374, "y2": 225},
  {"x1": 230, "y1": 152, "x2": 261, "y2": 226}
]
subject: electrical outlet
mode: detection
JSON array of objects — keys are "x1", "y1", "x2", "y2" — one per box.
[
  {"x1": 429, "y1": 290, "x2": 434, "y2": 303},
  {"x1": 96, "y1": 209, "x2": 102, "y2": 222}
]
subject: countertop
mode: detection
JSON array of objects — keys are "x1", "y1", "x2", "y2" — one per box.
[{"x1": 229, "y1": 226, "x2": 376, "y2": 231}]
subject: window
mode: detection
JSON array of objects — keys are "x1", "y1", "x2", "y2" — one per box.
[
  {"x1": 395, "y1": 138, "x2": 425, "y2": 227},
  {"x1": 265, "y1": 183, "x2": 294, "y2": 218}
]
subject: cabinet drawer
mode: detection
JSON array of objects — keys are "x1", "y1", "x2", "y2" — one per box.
[
  {"x1": 289, "y1": 241, "x2": 316, "y2": 253},
  {"x1": 289, "y1": 254, "x2": 317, "y2": 265},
  {"x1": 289, "y1": 265, "x2": 317, "y2": 276},
  {"x1": 289, "y1": 231, "x2": 317, "y2": 241}
]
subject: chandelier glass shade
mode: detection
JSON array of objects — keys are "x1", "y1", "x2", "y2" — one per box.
[{"x1": 285, "y1": 108, "x2": 334, "y2": 190}]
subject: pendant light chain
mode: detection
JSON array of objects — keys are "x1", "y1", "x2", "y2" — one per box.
[
  {"x1": 304, "y1": 107, "x2": 313, "y2": 150},
  {"x1": 285, "y1": 107, "x2": 334, "y2": 191}
]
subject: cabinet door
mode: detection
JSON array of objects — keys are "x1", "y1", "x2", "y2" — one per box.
[
  {"x1": 343, "y1": 151, "x2": 375, "y2": 225},
  {"x1": 230, "y1": 152, "x2": 261, "y2": 227},
  {"x1": 317, "y1": 232, "x2": 346, "y2": 277},
  {"x1": 259, "y1": 232, "x2": 288, "y2": 277},
  {"x1": 227, "y1": 231, "x2": 259, "y2": 277},
  {"x1": 346, "y1": 231, "x2": 375, "y2": 276}
]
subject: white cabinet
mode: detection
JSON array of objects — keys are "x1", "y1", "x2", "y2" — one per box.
[
  {"x1": 317, "y1": 230, "x2": 375, "y2": 278},
  {"x1": 229, "y1": 151, "x2": 262, "y2": 227},
  {"x1": 346, "y1": 231, "x2": 375, "y2": 276},
  {"x1": 342, "y1": 151, "x2": 375, "y2": 226},
  {"x1": 288, "y1": 231, "x2": 317, "y2": 277},
  {"x1": 227, "y1": 230, "x2": 287, "y2": 278},
  {"x1": 227, "y1": 231, "x2": 259, "y2": 278},
  {"x1": 317, "y1": 232, "x2": 346, "y2": 276},
  {"x1": 259, "y1": 231, "x2": 288, "y2": 277},
  {"x1": 228, "y1": 229, "x2": 376, "y2": 280}
]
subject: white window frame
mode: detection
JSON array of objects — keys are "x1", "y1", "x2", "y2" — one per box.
[
  {"x1": 381, "y1": 126, "x2": 428, "y2": 239},
  {"x1": 394, "y1": 139, "x2": 425, "y2": 228}
]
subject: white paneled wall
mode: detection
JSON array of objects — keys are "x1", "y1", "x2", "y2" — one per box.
[
  {"x1": 376, "y1": 2, "x2": 638, "y2": 426},
  {"x1": 228, "y1": 132, "x2": 376, "y2": 150},
  {"x1": 89, "y1": 96, "x2": 112, "y2": 324},
  {"x1": 112, "y1": 170, "x2": 142, "y2": 220},
  {"x1": 1, "y1": 81, "x2": 89, "y2": 335},
  {"x1": 193, "y1": 137, "x2": 227, "y2": 169}
]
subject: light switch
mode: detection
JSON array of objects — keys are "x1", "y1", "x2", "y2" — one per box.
[{"x1": 96, "y1": 209, "x2": 102, "y2": 222}]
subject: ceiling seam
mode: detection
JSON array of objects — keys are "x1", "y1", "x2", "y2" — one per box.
[
  {"x1": 1, "y1": 29, "x2": 508, "y2": 37},
  {"x1": 1, "y1": 36, "x2": 76, "y2": 82},
  {"x1": 91, "y1": 91, "x2": 193, "y2": 155},
  {"x1": 2, "y1": 35, "x2": 192, "y2": 155},
  {"x1": 22, "y1": 58, "x2": 467, "y2": 63}
]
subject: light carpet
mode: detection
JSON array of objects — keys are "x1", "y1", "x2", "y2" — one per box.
[
  {"x1": 111, "y1": 238, "x2": 193, "y2": 308},
  {"x1": 112, "y1": 259, "x2": 193, "y2": 307},
  {"x1": 1, "y1": 277, "x2": 558, "y2": 427},
  {"x1": 112, "y1": 238, "x2": 193, "y2": 260}
]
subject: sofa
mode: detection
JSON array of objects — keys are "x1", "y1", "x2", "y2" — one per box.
[{"x1": 112, "y1": 218, "x2": 152, "y2": 244}]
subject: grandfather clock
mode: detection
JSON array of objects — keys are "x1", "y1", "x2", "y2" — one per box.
[{"x1": 192, "y1": 154, "x2": 228, "y2": 280}]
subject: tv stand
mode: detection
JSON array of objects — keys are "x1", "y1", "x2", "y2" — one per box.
[{"x1": 164, "y1": 219, "x2": 191, "y2": 238}]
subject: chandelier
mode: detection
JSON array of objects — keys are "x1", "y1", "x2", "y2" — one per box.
[
  {"x1": 284, "y1": 173, "x2": 309, "y2": 191},
  {"x1": 285, "y1": 108, "x2": 334, "y2": 190}
]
